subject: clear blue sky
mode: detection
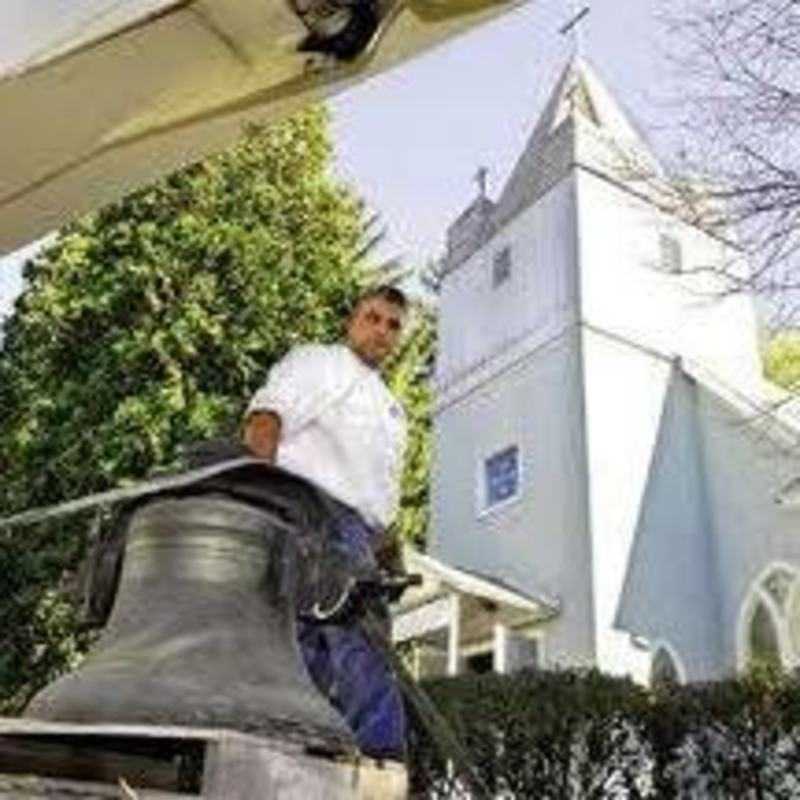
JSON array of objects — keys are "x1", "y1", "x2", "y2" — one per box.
[{"x1": 0, "y1": 0, "x2": 675, "y2": 318}]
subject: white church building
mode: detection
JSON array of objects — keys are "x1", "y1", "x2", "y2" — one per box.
[{"x1": 393, "y1": 59, "x2": 800, "y2": 686}]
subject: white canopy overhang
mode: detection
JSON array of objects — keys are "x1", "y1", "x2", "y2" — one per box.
[
  {"x1": 394, "y1": 548, "x2": 560, "y2": 650},
  {"x1": 0, "y1": 0, "x2": 530, "y2": 256}
]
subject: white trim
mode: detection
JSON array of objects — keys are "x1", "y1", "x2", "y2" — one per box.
[
  {"x1": 750, "y1": 561, "x2": 800, "y2": 592},
  {"x1": 787, "y1": 581, "x2": 800, "y2": 666},
  {"x1": 735, "y1": 592, "x2": 758, "y2": 674},
  {"x1": 392, "y1": 594, "x2": 452, "y2": 643},
  {"x1": 406, "y1": 550, "x2": 559, "y2": 614},
  {"x1": 494, "y1": 623, "x2": 509, "y2": 674},
  {"x1": 460, "y1": 639, "x2": 494, "y2": 659},
  {"x1": 447, "y1": 594, "x2": 461, "y2": 676},
  {"x1": 435, "y1": 319, "x2": 576, "y2": 412},
  {"x1": 649, "y1": 639, "x2": 687, "y2": 685},
  {"x1": 736, "y1": 589, "x2": 785, "y2": 672}
]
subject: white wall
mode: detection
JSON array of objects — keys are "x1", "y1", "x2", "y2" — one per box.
[
  {"x1": 615, "y1": 371, "x2": 724, "y2": 682},
  {"x1": 576, "y1": 170, "x2": 764, "y2": 395},
  {"x1": 697, "y1": 387, "x2": 800, "y2": 674},
  {"x1": 573, "y1": 166, "x2": 769, "y2": 681},
  {"x1": 618, "y1": 373, "x2": 800, "y2": 680},
  {"x1": 437, "y1": 178, "x2": 578, "y2": 387},
  {"x1": 432, "y1": 328, "x2": 596, "y2": 666},
  {"x1": 579, "y1": 327, "x2": 671, "y2": 682}
]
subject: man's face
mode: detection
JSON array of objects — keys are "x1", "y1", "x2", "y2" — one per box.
[{"x1": 346, "y1": 296, "x2": 405, "y2": 367}]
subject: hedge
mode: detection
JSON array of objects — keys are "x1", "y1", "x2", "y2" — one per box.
[{"x1": 407, "y1": 667, "x2": 800, "y2": 799}]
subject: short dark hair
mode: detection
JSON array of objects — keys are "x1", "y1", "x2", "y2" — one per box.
[{"x1": 352, "y1": 284, "x2": 408, "y2": 312}]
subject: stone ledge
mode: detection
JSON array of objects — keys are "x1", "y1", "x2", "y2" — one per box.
[
  {"x1": 0, "y1": 773, "x2": 192, "y2": 799},
  {"x1": 0, "y1": 719, "x2": 407, "y2": 799}
]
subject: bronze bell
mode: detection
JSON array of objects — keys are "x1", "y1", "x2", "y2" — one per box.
[{"x1": 25, "y1": 479, "x2": 354, "y2": 753}]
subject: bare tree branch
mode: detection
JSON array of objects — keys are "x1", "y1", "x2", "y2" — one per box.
[{"x1": 606, "y1": 1, "x2": 800, "y2": 317}]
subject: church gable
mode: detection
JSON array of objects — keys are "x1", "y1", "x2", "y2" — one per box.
[
  {"x1": 615, "y1": 369, "x2": 723, "y2": 681},
  {"x1": 687, "y1": 374, "x2": 800, "y2": 672},
  {"x1": 493, "y1": 58, "x2": 661, "y2": 231},
  {"x1": 552, "y1": 71, "x2": 600, "y2": 130},
  {"x1": 441, "y1": 58, "x2": 664, "y2": 286},
  {"x1": 618, "y1": 363, "x2": 800, "y2": 681}
]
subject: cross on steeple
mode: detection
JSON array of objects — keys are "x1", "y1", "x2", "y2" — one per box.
[
  {"x1": 559, "y1": 2, "x2": 590, "y2": 58},
  {"x1": 474, "y1": 166, "x2": 488, "y2": 199}
]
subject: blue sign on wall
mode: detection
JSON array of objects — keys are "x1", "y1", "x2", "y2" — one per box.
[{"x1": 485, "y1": 445, "x2": 519, "y2": 507}]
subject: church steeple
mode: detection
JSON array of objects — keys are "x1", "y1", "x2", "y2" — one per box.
[
  {"x1": 557, "y1": 66, "x2": 600, "y2": 126},
  {"x1": 493, "y1": 57, "x2": 660, "y2": 229},
  {"x1": 443, "y1": 58, "x2": 663, "y2": 275}
]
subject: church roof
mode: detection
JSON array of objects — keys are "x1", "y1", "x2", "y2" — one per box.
[
  {"x1": 494, "y1": 57, "x2": 660, "y2": 228},
  {"x1": 403, "y1": 547, "x2": 560, "y2": 616},
  {"x1": 587, "y1": 321, "x2": 800, "y2": 454},
  {"x1": 444, "y1": 57, "x2": 664, "y2": 272}
]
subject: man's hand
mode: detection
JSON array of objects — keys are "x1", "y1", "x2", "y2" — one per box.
[
  {"x1": 375, "y1": 533, "x2": 404, "y2": 574},
  {"x1": 242, "y1": 411, "x2": 282, "y2": 461}
]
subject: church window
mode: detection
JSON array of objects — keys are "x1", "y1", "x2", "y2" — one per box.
[
  {"x1": 483, "y1": 445, "x2": 520, "y2": 509},
  {"x1": 506, "y1": 634, "x2": 541, "y2": 672},
  {"x1": 738, "y1": 567, "x2": 800, "y2": 672},
  {"x1": 651, "y1": 647, "x2": 680, "y2": 687},
  {"x1": 748, "y1": 601, "x2": 782, "y2": 670},
  {"x1": 492, "y1": 246, "x2": 512, "y2": 287},
  {"x1": 659, "y1": 233, "x2": 683, "y2": 274}
]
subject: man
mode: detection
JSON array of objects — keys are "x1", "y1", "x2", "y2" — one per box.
[{"x1": 242, "y1": 285, "x2": 408, "y2": 760}]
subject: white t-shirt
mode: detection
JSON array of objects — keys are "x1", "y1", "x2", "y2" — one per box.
[{"x1": 246, "y1": 343, "x2": 407, "y2": 528}]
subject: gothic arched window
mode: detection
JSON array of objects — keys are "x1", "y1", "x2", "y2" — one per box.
[
  {"x1": 747, "y1": 600, "x2": 782, "y2": 670},
  {"x1": 651, "y1": 647, "x2": 680, "y2": 687},
  {"x1": 739, "y1": 566, "x2": 800, "y2": 672}
]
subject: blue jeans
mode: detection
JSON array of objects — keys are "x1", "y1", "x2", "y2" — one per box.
[{"x1": 297, "y1": 508, "x2": 406, "y2": 759}]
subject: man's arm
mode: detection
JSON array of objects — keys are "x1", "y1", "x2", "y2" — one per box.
[{"x1": 242, "y1": 411, "x2": 282, "y2": 461}]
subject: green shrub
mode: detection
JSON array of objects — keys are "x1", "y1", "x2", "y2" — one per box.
[{"x1": 408, "y1": 668, "x2": 800, "y2": 799}]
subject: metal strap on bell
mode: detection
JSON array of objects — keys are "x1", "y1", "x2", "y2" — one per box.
[{"x1": 25, "y1": 464, "x2": 355, "y2": 754}]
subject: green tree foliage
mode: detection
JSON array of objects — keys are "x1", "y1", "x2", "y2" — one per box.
[
  {"x1": 385, "y1": 303, "x2": 435, "y2": 550},
  {"x1": 0, "y1": 106, "x2": 434, "y2": 710},
  {"x1": 763, "y1": 331, "x2": 800, "y2": 392}
]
